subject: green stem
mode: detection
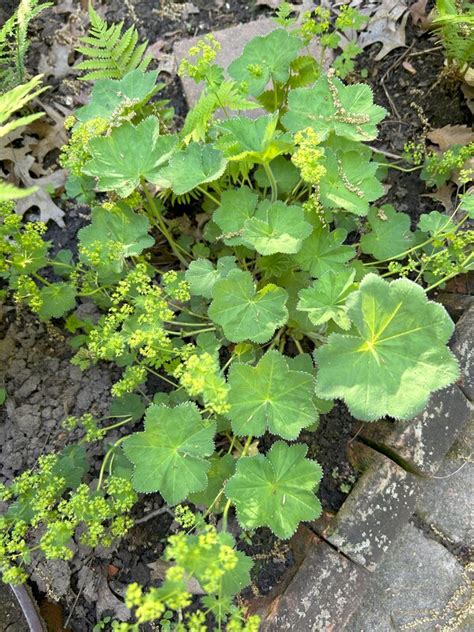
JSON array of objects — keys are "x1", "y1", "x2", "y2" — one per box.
[
  {"x1": 31, "y1": 271, "x2": 53, "y2": 287},
  {"x1": 426, "y1": 252, "x2": 474, "y2": 292},
  {"x1": 101, "y1": 416, "x2": 133, "y2": 433},
  {"x1": 181, "y1": 327, "x2": 216, "y2": 338},
  {"x1": 263, "y1": 163, "x2": 278, "y2": 202},
  {"x1": 141, "y1": 179, "x2": 188, "y2": 267},
  {"x1": 197, "y1": 186, "x2": 220, "y2": 206},
  {"x1": 376, "y1": 162, "x2": 423, "y2": 173},
  {"x1": 97, "y1": 436, "x2": 127, "y2": 490}
]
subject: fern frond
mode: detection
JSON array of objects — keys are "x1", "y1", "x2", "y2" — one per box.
[
  {"x1": 75, "y1": 4, "x2": 152, "y2": 81},
  {"x1": 435, "y1": 0, "x2": 474, "y2": 68},
  {"x1": 0, "y1": 0, "x2": 51, "y2": 90}
]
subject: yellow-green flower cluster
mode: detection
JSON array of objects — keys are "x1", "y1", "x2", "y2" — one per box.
[
  {"x1": 292, "y1": 128, "x2": 327, "y2": 185},
  {"x1": 179, "y1": 34, "x2": 221, "y2": 83},
  {"x1": 174, "y1": 504, "x2": 197, "y2": 529},
  {"x1": 60, "y1": 116, "x2": 109, "y2": 176},
  {"x1": 162, "y1": 270, "x2": 191, "y2": 302},
  {"x1": 174, "y1": 352, "x2": 230, "y2": 415},
  {"x1": 423, "y1": 142, "x2": 474, "y2": 186},
  {"x1": 63, "y1": 412, "x2": 106, "y2": 442}
]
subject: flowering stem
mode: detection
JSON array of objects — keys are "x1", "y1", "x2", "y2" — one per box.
[
  {"x1": 263, "y1": 162, "x2": 278, "y2": 202},
  {"x1": 141, "y1": 179, "x2": 189, "y2": 267}
]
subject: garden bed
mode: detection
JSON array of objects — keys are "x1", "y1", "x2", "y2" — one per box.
[{"x1": 0, "y1": 1, "x2": 472, "y2": 630}]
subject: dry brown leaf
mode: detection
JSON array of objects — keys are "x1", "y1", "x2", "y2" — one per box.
[
  {"x1": 427, "y1": 125, "x2": 474, "y2": 152},
  {"x1": 423, "y1": 184, "x2": 455, "y2": 212},
  {"x1": 409, "y1": 0, "x2": 429, "y2": 27},
  {"x1": 461, "y1": 83, "x2": 474, "y2": 114},
  {"x1": 14, "y1": 159, "x2": 66, "y2": 226},
  {"x1": 357, "y1": 0, "x2": 409, "y2": 61},
  {"x1": 402, "y1": 60, "x2": 417, "y2": 74}
]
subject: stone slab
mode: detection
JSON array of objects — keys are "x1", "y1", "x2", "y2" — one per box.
[
  {"x1": 315, "y1": 443, "x2": 420, "y2": 571},
  {"x1": 359, "y1": 383, "x2": 472, "y2": 477},
  {"x1": 346, "y1": 524, "x2": 472, "y2": 632},
  {"x1": 260, "y1": 532, "x2": 367, "y2": 631},
  {"x1": 416, "y1": 420, "x2": 474, "y2": 547},
  {"x1": 173, "y1": 18, "x2": 324, "y2": 108},
  {"x1": 451, "y1": 303, "x2": 474, "y2": 401}
]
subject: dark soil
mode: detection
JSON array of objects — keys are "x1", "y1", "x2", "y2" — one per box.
[{"x1": 1, "y1": 0, "x2": 472, "y2": 630}]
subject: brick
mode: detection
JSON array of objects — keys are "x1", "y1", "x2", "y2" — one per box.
[
  {"x1": 261, "y1": 532, "x2": 367, "y2": 631},
  {"x1": 346, "y1": 524, "x2": 472, "y2": 632},
  {"x1": 359, "y1": 384, "x2": 472, "y2": 477},
  {"x1": 451, "y1": 303, "x2": 474, "y2": 401},
  {"x1": 315, "y1": 443, "x2": 420, "y2": 571}
]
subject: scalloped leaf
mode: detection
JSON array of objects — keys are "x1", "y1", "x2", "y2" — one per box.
[
  {"x1": 76, "y1": 69, "x2": 160, "y2": 122},
  {"x1": 242, "y1": 200, "x2": 312, "y2": 255},
  {"x1": 78, "y1": 202, "x2": 154, "y2": 281},
  {"x1": 122, "y1": 403, "x2": 215, "y2": 503},
  {"x1": 185, "y1": 256, "x2": 237, "y2": 299},
  {"x1": 156, "y1": 142, "x2": 227, "y2": 195},
  {"x1": 213, "y1": 186, "x2": 259, "y2": 246},
  {"x1": 224, "y1": 441, "x2": 322, "y2": 539},
  {"x1": 418, "y1": 210, "x2": 456, "y2": 237},
  {"x1": 208, "y1": 269, "x2": 288, "y2": 343},
  {"x1": 38, "y1": 283, "x2": 76, "y2": 321},
  {"x1": 227, "y1": 351, "x2": 317, "y2": 439},
  {"x1": 84, "y1": 116, "x2": 177, "y2": 197},
  {"x1": 315, "y1": 274, "x2": 460, "y2": 421},
  {"x1": 361, "y1": 204, "x2": 416, "y2": 260},
  {"x1": 297, "y1": 269, "x2": 356, "y2": 330},
  {"x1": 228, "y1": 28, "x2": 303, "y2": 96},
  {"x1": 319, "y1": 142, "x2": 384, "y2": 215},
  {"x1": 283, "y1": 75, "x2": 386, "y2": 141},
  {"x1": 215, "y1": 113, "x2": 292, "y2": 163},
  {"x1": 293, "y1": 220, "x2": 355, "y2": 278}
]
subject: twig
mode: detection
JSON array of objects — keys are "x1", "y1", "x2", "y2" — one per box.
[
  {"x1": 135, "y1": 506, "x2": 172, "y2": 525},
  {"x1": 368, "y1": 146, "x2": 403, "y2": 160}
]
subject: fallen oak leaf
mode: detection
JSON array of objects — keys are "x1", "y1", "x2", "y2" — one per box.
[
  {"x1": 357, "y1": 0, "x2": 409, "y2": 61},
  {"x1": 409, "y1": 0, "x2": 430, "y2": 27},
  {"x1": 427, "y1": 124, "x2": 474, "y2": 152},
  {"x1": 15, "y1": 163, "x2": 66, "y2": 226}
]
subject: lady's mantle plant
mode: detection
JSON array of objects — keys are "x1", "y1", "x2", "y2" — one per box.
[{"x1": 1, "y1": 4, "x2": 473, "y2": 629}]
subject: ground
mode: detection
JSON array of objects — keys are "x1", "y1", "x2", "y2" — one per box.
[{"x1": 0, "y1": 0, "x2": 472, "y2": 629}]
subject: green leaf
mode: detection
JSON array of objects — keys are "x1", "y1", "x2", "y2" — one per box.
[
  {"x1": 459, "y1": 192, "x2": 474, "y2": 218},
  {"x1": 361, "y1": 205, "x2": 416, "y2": 260},
  {"x1": 53, "y1": 446, "x2": 88, "y2": 490},
  {"x1": 185, "y1": 256, "x2": 237, "y2": 299},
  {"x1": 156, "y1": 142, "x2": 227, "y2": 195},
  {"x1": 122, "y1": 403, "x2": 215, "y2": 503},
  {"x1": 75, "y1": 69, "x2": 159, "y2": 122},
  {"x1": 225, "y1": 441, "x2": 322, "y2": 539},
  {"x1": 166, "y1": 531, "x2": 252, "y2": 597},
  {"x1": 227, "y1": 351, "x2": 317, "y2": 439},
  {"x1": 294, "y1": 221, "x2": 355, "y2": 278},
  {"x1": 38, "y1": 283, "x2": 76, "y2": 320},
  {"x1": 242, "y1": 200, "x2": 312, "y2": 255},
  {"x1": 78, "y1": 203, "x2": 154, "y2": 280},
  {"x1": 209, "y1": 269, "x2": 288, "y2": 343},
  {"x1": 297, "y1": 269, "x2": 356, "y2": 330},
  {"x1": 228, "y1": 28, "x2": 302, "y2": 96},
  {"x1": 418, "y1": 211, "x2": 456, "y2": 237},
  {"x1": 319, "y1": 143, "x2": 384, "y2": 215},
  {"x1": 84, "y1": 116, "x2": 177, "y2": 197},
  {"x1": 0, "y1": 388, "x2": 5, "y2": 405},
  {"x1": 108, "y1": 393, "x2": 145, "y2": 422},
  {"x1": 189, "y1": 453, "x2": 235, "y2": 511},
  {"x1": 315, "y1": 274, "x2": 460, "y2": 421},
  {"x1": 213, "y1": 186, "x2": 259, "y2": 246},
  {"x1": 283, "y1": 75, "x2": 386, "y2": 141},
  {"x1": 215, "y1": 113, "x2": 292, "y2": 163}
]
